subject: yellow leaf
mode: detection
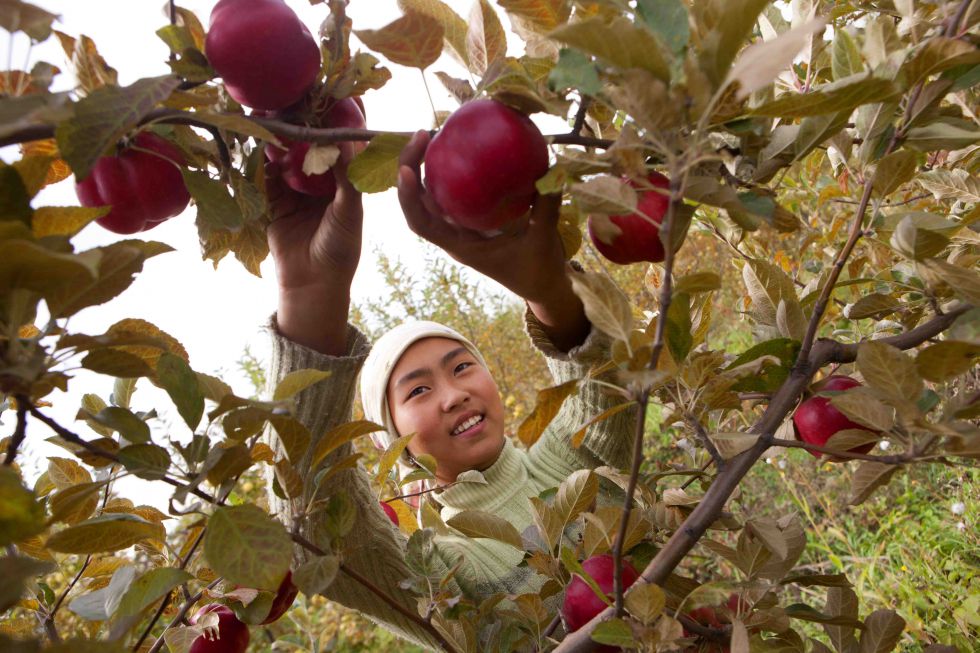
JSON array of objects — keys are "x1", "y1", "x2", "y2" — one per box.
[
  {"x1": 32, "y1": 206, "x2": 107, "y2": 238},
  {"x1": 517, "y1": 379, "x2": 578, "y2": 447},
  {"x1": 355, "y1": 11, "x2": 445, "y2": 69},
  {"x1": 273, "y1": 369, "x2": 332, "y2": 401},
  {"x1": 571, "y1": 402, "x2": 634, "y2": 448},
  {"x1": 498, "y1": 0, "x2": 571, "y2": 32},
  {"x1": 20, "y1": 139, "x2": 71, "y2": 186},
  {"x1": 347, "y1": 133, "x2": 411, "y2": 194},
  {"x1": 310, "y1": 420, "x2": 384, "y2": 469},
  {"x1": 466, "y1": 0, "x2": 507, "y2": 75},
  {"x1": 46, "y1": 514, "x2": 164, "y2": 554},
  {"x1": 47, "y1": 457, "x2": 92, "y2": 490},
  {"x1": 376, "y1": 434, "x2": 413, "y2": 484}
]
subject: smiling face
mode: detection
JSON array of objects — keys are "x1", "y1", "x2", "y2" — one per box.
[{"x1": 386, "y1": 337, "x2": 506, "y2": 485}]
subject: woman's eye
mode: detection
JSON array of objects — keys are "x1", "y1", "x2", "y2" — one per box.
[
  {"x1": 407, "y1": 386, "x2": 427, "y2": 399},
  {"x1": 455, "y1": 362, "x2": 472, "y2": 374}
]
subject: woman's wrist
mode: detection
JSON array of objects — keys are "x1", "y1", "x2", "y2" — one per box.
[
  {"x1": 524, "y1": 263, "x2": 590, "y2": 352},
  {"x1": 277, "y1": 282, "x2": 353, "y2": 356}
]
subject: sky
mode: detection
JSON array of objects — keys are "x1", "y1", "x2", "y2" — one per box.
[{"x1": 5, "y1": 0, "x2": 562, "y2": 502}]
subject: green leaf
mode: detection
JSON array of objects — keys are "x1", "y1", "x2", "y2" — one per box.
[
  {"x1": 592, "y1": 618, "x2": 637, "y2": 647},
  {"x1": 845, "y1": 293, "x2": 903, "y2": 320},
  {"x1": 347, "y1": 133, "x2": 410, "y2": 194},
  {"x1": 569, "y1": 271, "x2": 633, "y2": 345},
  {"x1": 55, "y1": 76, "x2": 181, "y2": 180},
  {"x1": 918, "y1": 258, "x2": 980, "y2": 306},
  {"x1": 674, "y1": 271, "x2": 721, "y2": 294},
  {"x1": 156, "y1": 352, "x2": 204, "y2": 431},
  {"x1": 915, "y1": 341, "x2": 980, "y2": 383},
  {"x1": 46, "y1": 513, "x2": 163, "y2": 554},
  {"x1": 832, "y1": 29, "x2": 863, "y2": 80},
  {"x1": 293, "y1": 555, "x2": 339, "y2": 596},
  {"x1": 727, "y1": 338, "x2": 800, "y2": 393},
  {"x1": 904, "y1": 118, "x2": 980, "y2": 152},
  {"x1": 447, "y1": 510, "x2": 524, "y2": 549},
  {"x1": 0, "y1": 165, "x2": 32, "y2": 225},
  {"x1": 204, "y1": 505, "x2": 292, "y2": 591},
  {"x1": 310, "y1": 419, "x2": 384, "y2": 469},
  {"x1": 549, "y1": 16, "x2": 670, "y2": 82},
  {"x1": 117, "y1": 444, "x2": 171, "y2": 480},
  {"x1": 0, "y1": 240, "x2": 99, "y2": 307},
  {"x1": 916, "y1": 169, "x2": 980, "y2": 203},
  {"x1": 77, "y1": 406, "x2": 150, "y2": 444},
  {"x1": 548, "y1": 48, "x2": 600, "y2": 95},
  {"x1": 0, "y1": 556, "x2": 55, "y2": 613},
  {"x1": 182, "y1": 169, "x2": 245, "y2": 234},
  {"x1": 80, "y1": 348, "x2": 154, "y2": 378},
  {"x1": 44, "y1": 239, "x2": 173, "y2": 319},
  {"x1": 871, "y1": 151, "x2": 917, "y2": 198},
  {"x1": 901, "y1": 37, "x2": 980, "y2": 88},
  {"x1": 114, "y1": 567, "x2": 193, "y2": 618},
  {"x1": 691, "y1": 0, "x2": 770, "y2": 85},
  {"x1": 0, "y1": 468, "x2": 46, "y2": 546},
  {"x1": 751, "y1": 74, "x2": 899, "y2": 118},
  {"x1": 857, "y1": 341, "x2": 922, "y2": 403},
  {"x1": 665, "y1": 291, "x2": 693, "y2": 362},
  {"x1": 636, "y1": 0, "x2": 688, "y2": 53}
]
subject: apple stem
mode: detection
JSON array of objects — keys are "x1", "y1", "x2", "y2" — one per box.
[{"x1": 420, "y1": 69, "x2": 441, "y2": 129}]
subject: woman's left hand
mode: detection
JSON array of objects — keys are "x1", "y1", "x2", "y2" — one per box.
[{"x1": 396, "y1": 130, "x2": 568, "y2": 303}]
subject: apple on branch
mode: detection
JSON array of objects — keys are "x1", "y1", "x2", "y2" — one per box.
[
  {"x1": 560, "y1": 554, "x2": 639, "y2": 652},
  {"x1": 75, "y1": 131, "x2": 190, "y2": 235},
  {"x1": 424, "y1": 98, "x2": 550, "y2": 231},
  {"x1": 588, "y1": 172, "x2": 672, "y2": 264},
  {"x1": 792, "y1": 375, "x2": 878, "y2": 457},
  {"x1": 189, "y1": 604, "x2": 250, "y2": 653}
]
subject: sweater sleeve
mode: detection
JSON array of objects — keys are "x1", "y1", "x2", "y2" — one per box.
[
  {"x1": 524, "y1": 303, "x2": 639, "y2": 483},
  {"x1": 265, "y1": 316, "x2": 447, "y2": 651}
]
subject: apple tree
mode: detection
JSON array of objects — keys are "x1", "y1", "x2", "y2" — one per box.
[{"x1": 0, "y1": 0, "x2": 978, "y2": 652}]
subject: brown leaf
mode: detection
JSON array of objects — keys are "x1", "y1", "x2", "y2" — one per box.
[
  {"x1": 517, "y1": 379, "x2": 578, "y2": 447},
  {"x1": 398, "y1": 0, "x2": 469, "y2": 64},
  {"x1": 848, "y1": 461, "x2": 899, "y2": 506},
  {"x1": 355, "y1": 11, "x2": 444, "y2": 69},
  {"x1": 466, "y1": 0, "x2": 507, "y2": 75},
  {"x1": 498, "y1": 0, "x2": 571, "y2": 32}
]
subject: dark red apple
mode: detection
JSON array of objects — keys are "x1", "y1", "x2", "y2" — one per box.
[
  {"x1": 75, "y1": 131, "x2": 190, "y2": 234},
  {"x1": 189, "y1": 604, "x2": 249, "y2": 653},
  {"x1": 561, "y1": 554, "x2": 639, "y2": 644},
  {"x1": 276, "y1": 98, "x2": 366, "y2": 198},
  {"x1": 424, "y1": 98, "x2": 550, "y2": 231},
  {"x1": 792, "y1": 375, "x2": 877, "y2": 457},
  {"x1": 260, "y1": 571, "x2": 299, "y2": 624},
  {"x1": 380, "y1": 501, "x2": 399, "y2": 526},
  {"x1": 205, "y1": 0, "x2": 321, "y2": 110},
  {"x1": 588, "y1": 172, "x2": 671, "y2": 264}
]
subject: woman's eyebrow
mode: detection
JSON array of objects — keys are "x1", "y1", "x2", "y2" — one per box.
[{"x1": 393, "y1": 347, "x2": 469, "y2": 389}]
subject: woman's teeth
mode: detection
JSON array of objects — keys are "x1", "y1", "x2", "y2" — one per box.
[{"x1": 452, "y1": 415, "x2": 483, "y2": 435}]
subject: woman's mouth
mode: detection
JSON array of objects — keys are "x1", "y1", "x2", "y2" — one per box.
[{"x1": 451, "y1": 414, "x2": 485, "y2": 437}]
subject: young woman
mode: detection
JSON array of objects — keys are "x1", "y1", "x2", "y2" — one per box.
[{"x1": 265, "y1": 130, "x2": 637, "y2": 650}]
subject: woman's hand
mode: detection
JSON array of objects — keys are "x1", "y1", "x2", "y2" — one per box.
[
  {"x1": 397, "y1": 130, "x2": 589, "y2": 350},
  {"x1": 267, "y1": 143, "x2": 363, "y2": 355}
]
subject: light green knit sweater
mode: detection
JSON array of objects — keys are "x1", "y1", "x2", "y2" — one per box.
[{"x1": 267, "y1": 310, "x2": 637, "y2": 650}]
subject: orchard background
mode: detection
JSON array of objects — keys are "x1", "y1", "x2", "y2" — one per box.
[{"x1": 0, "y1": 0, "x2": 978, "y2": 652}]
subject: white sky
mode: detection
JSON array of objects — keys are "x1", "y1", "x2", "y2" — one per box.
[{"x1": 5, "y1": 0, "x2": 564, "y2": 503}]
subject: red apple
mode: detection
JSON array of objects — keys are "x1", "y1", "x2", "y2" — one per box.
[
  {"x1": 189, "y1": 604, "x2": 249, "y2": 653},
  {"x1": 424, "y1": 98, "x2": 549, "y2": 231},
  {"x1": 260, "y1": 571, "x2": 299, "y2": 624},
  {"x1": 205, "y1": 0, "x2": 321, "y2": 110},
  {"x1": 380, "y1": 501, "x2": 399, "y2": 526},
  {"x1": 276, "y1": 97, "x2": 366, "y2": 198},
  {"x1": 561, "y1": 554, "x2": 639, "y2": 647},
  {"x1": 792, "y1": 375, "x2": 877, "y2": 457},
  {"x1": 75, "y1": 131, "x2": 190, "y2": 234},
  {"x1": 588, "y1": 172, "x2": 671, "y2": 264},
  {"x1": 683, "y1": 606, "x2": 730, "y2": 653}
]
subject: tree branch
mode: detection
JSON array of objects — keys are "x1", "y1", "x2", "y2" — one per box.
[
  {"x1": 146, "y1": 578, "x2": 222, "y2": 653},
  {"x1": 770, "y1": 438, "x2": 906, "y2": 463},
  {"x1": 27, "y1": 405, "x2": 219, "y2": 504},
  {"x1": 612, "y1": 174, "x2": 685, "y2": 615},
  {"x1": 570, "y1": 97, "x2": 592, "y2": 136},
  {"x1": 685, "y1": 413, "x2": 725, "y2": 470},
  {"x1": 289, "y1": 532, "x2": 459, "y2": 653},
  {"x1": 3, "y1": 396, "x2": 29, "y2": 466}
]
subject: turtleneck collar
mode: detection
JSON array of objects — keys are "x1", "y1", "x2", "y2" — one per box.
[{"x1": 436, "y1": 438, "x2": 529, "y2": 514}]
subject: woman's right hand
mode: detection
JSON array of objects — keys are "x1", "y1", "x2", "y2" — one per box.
[{"x1": 266, "y1": 143, "x2": 363, "y2": 355}]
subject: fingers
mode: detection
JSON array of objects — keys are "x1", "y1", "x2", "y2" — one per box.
[
  {"x1": 398, "y1": 129, "x2": 429, "y2": 171},
  {"x1": 397, "y1": 161, "x2": 458, "y2": 246},
  {"x1": 528, "y1": 192, "x2": 562, "y2": 227}
]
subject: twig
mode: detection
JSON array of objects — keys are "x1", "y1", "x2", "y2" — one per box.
[
  {"x1": 146, "y1": 578, "x2": 222, "y2": 653},
  {"x1": 684, "y1": 414, "x2": 725, "y2": 470},
  {"x1": 770, "y1": 438, "x2": 906, "y2": 463},
  {"x1": 27, "y1": 405, "x2": 219, "y2": 504},
  {"x1": 3, "y1": 396, "x2": 29, "y2": 465},
  {"x1": 612, "y1": 174, "x2": 684, "y2": 615},
  {"x1": 289, "y1": 532, "x2": 459, "y2": 653},
  {"x1": 570, "y1": 97, "x2": 592, "y2": 136},
  {"x1": 45, "y1": 554, "x2": 92, "y2": 641}
]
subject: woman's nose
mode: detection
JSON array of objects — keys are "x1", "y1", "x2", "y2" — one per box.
[{"x1": 440, "y1": 384, "x2": 470, "y2": 411}]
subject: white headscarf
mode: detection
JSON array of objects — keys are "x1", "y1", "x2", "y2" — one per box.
[{"x1": 359, "y1": 321, "x2": 488, "y2": 458}]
